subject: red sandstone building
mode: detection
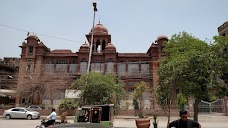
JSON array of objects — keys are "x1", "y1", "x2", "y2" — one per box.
[
  {"x1": 218, "y1": 21, "x2": 228, "y2": 36},
  {"x1": 16, "y1": 23, "x2": 168, "y2": 108}
]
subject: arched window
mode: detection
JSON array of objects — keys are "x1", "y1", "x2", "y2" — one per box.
[
  {"x1": 96, "y1": 40, "x2": 101, "y2": 52},
  {"x1": 102, "y1": 40, "x2": 106, "y2": 51}
]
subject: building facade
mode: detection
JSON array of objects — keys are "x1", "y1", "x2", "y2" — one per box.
[
  {"x1": 218, "y1": 21, "x2": 228, "y2": 36},
  {"x1": 16, "y1": 23, "x2": 168, "y2": 109},
  {"x1": 0, "y1": 57, "x2": 19, "y2": 104}
]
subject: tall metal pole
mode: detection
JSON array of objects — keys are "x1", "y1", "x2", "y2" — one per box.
[{"x1": 87, "y1": 2, "x2": 97, "y2": 73}]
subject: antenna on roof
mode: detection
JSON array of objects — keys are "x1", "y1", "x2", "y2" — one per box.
[{"x1": 99, "y1": 17, "x2": 101, "y2": 24}]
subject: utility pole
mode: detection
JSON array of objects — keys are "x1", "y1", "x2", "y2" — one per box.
[{"x1": 87, "y1": 2, "x2": 98, "y2": 73}]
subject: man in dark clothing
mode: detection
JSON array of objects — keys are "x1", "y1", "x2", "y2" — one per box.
[{"x1": 167, "y1": 110, "x2": 201, "y2": 128}]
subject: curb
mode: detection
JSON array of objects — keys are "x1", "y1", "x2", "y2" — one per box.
[{"x1": 40, "y1": 116, "x2": 76, "y2": 120}]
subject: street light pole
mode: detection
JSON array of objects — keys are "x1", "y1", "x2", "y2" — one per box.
[{"x1": 87, "y1": 2, "x2": 97, "y2": 73}]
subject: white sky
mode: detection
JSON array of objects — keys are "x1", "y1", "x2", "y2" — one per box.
[{"x1": 0, "y1": 0, "x2": 228, "y2": 58}]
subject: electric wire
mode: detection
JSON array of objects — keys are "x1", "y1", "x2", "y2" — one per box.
[{"x1": 0, "y1": 23, "x2": 148, "y2": 53}]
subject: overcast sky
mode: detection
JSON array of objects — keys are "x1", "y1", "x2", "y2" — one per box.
[{"x1": 0, "y1": 0, "x2": 227, "y2": 59}]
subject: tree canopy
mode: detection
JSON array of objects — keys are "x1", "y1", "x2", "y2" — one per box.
[
  {"x1": 158, "y1": 32, "x2": 221, "y2": 121},
  {"x1": 211, "y1": 36, "x2": 228, "y2": 97},
  {"x1": 58, "y1": 98, "x2": 77, "y2": 110},
  {"x1": 155, "y1": 81, "x2": 174, "y2": 124},
  {"x1": 71, "y1": 72, "x2": 125, "y2": 112}
]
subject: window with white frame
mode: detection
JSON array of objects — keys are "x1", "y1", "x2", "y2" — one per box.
[
  {"x1": 69, "y1": 64, "x2": 78, "y2": 75},
  {"x1": 117, "y1": 62, "x2": 126, "y2": 76},
  {"x1": 80, "y1": 62, "x2": 87, "y2": 74},
  {"x1": 141, "y1": 63, "x2": 150, "y2": 77},
  {"x1": 128, "y1": 62, "x2": 139, "y2": 77}
]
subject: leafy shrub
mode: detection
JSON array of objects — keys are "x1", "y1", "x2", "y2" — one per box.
[{"x1": 58, "y1": 98, "x2": 77, "y2": 110}]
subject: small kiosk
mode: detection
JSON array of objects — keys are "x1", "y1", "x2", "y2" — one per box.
[
  {"x1": 77, "y1": 106, "x2": 102, "y2": 123},
  {"x1": 76, "y1": 104, "x2": 114, "y2": 123},
  {"x1": 93, "y1": 104, "x2": 114, "y2": 122}
]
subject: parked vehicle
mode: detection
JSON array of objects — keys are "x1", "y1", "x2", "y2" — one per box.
[
  {"x1": 27, "y1": 105, "x2": 42, "y2": 111},
  {"x1": 75, "y1": 104, "x2": 114, "y2": 123},
  {"x1": 2, "y1": 107, "x2": 40, "y2": 120},
  {"x1": 76, "y1": 106, "x2": 102, "y2": 123}
]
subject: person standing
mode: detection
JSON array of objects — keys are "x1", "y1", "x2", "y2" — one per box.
[
  {"x1": 133, "y1": 99, "x2": 139, "y2": 116},
  {"x1": 60, "y1": 110, "x2": 68, "y2": 123}
]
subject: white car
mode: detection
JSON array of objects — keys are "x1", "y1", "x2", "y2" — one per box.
[
  {"x1": 27, "y1": 105, "x2": 42, "y2": 111},
  {"x1": 2, "y1": 107, "x2": 40, "y2": 120}
]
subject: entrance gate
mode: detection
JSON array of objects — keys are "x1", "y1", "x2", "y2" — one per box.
[{"x1": 198, "y1": 99, "x2": 225, "y2": 113}]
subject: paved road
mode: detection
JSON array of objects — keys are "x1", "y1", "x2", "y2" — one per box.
[
  {"x1": 114, "y1": 114, "x2": 228, "y2": 128},
  {"x1": 0, "y1": 119, "x2": 42, "y2": 128},
  {"x1": 0, "y1": 118, "x2": 77, "y2": 128},
  {"x1": 114, "y1": 118, "x2": 228, "y2": 128},
  {"x1": 0, "y1": 115, "x2": 227, "y2": 128}
]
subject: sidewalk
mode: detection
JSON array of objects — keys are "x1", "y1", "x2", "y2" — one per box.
[
  {"x1": 114, "y1": 114, "x2": 228, "y2": 122},
  {"x1": 113, "y1": 115, "x2": 228, "y2": 128}
]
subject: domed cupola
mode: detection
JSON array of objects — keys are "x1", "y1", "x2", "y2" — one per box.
[
  {"x1": 86, "y1": 22, "x2": 111, "y2": 53},
  {"x1": 25, "y1": 32, "x2": 40, "y2": 46},
  {"x1": 26, "y1": 34, "x2": 40, "y2": 42},
  {"x1": 157, "y1": 35, "x2": 168, "y2": 41},
  {"x1": 90, "y1": 23, "x2": 108, "y2": 35},
  {"x1": 156, "y1": 35, "x2": 168, "y2": 47},
  {"x1": 79, "y1": 42, "x2": 89, "y2": 52},
  {"x1": 105, "y1": 43, "x2": 116, "y2": 52}
]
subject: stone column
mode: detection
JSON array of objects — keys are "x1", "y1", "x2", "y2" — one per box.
[{"x1": 151, "y1": 61, "x2": 159, "y2": 110}]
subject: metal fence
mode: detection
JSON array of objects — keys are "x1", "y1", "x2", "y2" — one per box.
[{"x1": 198, "y1": 99, "x2": 225, "y2": 113}]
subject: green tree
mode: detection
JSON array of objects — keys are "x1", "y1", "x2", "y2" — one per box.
[
  {"x1": 132, "y1": 81, "x2": 148, "y2": 118},
  {"x1": 177, "y1": 93, "x2": 187, "y2": 110},
  {"x1": 155, "y1": 79, "x2": 175, "y2": 124},
  {"x1": 155, "y1": 45, "x2": 178, "y2": 124},
  {"x1": 212, "y1": 36, "x2": 228, "y2": 97},
  {"x1": 159, "y1": 32, "x2": 220, "y2": 121},
  {"x1": 71, "y1": 72, "x2": 125, "y2": 113},
  {"x1": 155, "y1": 84, "x2": 173, "y2": 124},
  {"x1": 58, "y1": 98, "x2": 77, "y2": 110}
]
